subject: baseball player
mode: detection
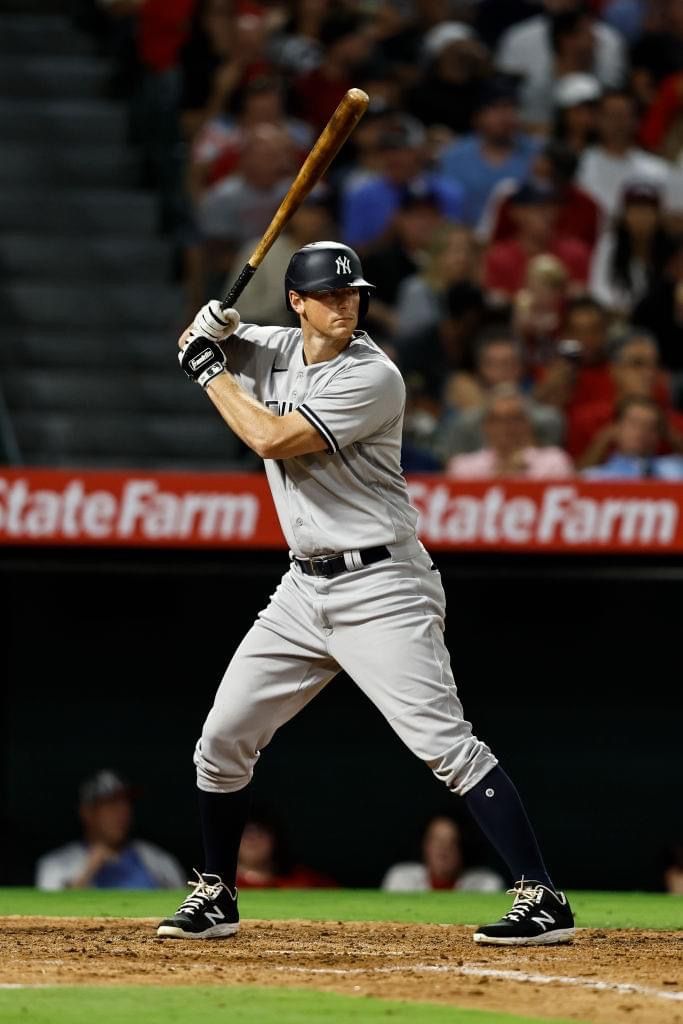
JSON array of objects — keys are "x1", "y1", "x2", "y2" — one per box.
[{"x1": 157, "y1": 242, "x2": 575, "y2": 946}]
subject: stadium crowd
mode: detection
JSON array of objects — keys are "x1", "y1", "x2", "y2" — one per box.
[{"x1": 87, "y1": 0, "x2": 683, "y2": 478}]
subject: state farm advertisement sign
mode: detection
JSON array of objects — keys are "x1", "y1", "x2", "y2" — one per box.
[{"x1": 1, "y1": 468, "x2": 682, "y2": 553}]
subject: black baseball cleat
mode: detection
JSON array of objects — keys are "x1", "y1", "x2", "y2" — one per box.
[
  {"x1": 156, "y1": 870, "x2": 239, "y2": 939},
  {"x1": 473, "y1": 880, "x2": 575, "y2": 946}
]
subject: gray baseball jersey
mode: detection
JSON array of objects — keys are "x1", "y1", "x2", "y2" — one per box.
[
  {"x1": 227, "y1": 323, "x2": 418, "y2": 557},
  {"x1": 193, "y1": 322, "x2": 497, "y2": 802}
]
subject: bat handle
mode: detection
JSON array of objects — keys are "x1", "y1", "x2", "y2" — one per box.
[{"x1": 221, "y1": 263, "x2": 257, "y2": 310}]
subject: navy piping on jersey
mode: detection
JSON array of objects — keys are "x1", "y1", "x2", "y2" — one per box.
[{"x1": 298, "y1": 403, "x2": 340, "y2": 454}]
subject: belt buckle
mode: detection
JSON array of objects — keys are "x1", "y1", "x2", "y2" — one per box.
[{"x1": 307, "y1": 557, "x2": 326, "y2": 576}]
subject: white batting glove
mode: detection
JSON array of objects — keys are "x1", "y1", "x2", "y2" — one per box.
[{"x1": 187, "y1": 300, "x2": 240, "y2": 343}]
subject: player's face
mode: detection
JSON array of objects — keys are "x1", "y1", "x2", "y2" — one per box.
[{"x1": 291, "y1": 288, "x2": 360, "y2": 341}]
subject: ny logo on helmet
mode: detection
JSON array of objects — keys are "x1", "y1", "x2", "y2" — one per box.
[{"x1": 335, "y1": 255, "x2": 352, "y2": 275}]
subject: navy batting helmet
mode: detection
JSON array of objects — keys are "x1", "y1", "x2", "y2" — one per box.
[{"x1": 284, "y1": 241, "x2": 375, "y2": 317}]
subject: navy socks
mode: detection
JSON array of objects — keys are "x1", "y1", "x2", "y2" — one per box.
[
  {"x1": 463, "y1": 765, "x2": 555, "y2": 890},
  {"x1": 197, "y1": 784, "x2": 252, "y2": 888}
]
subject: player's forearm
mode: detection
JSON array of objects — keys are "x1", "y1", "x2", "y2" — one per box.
[{"x1": 205, "y1": 372, "x2": 282, "y2": 459}]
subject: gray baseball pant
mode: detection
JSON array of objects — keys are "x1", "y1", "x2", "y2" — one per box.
[{"x1": 194, "y1": 543, "x2": 497, "y2": 796}]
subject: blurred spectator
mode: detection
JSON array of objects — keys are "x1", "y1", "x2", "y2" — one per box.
[
  {"x1": 363, "y1": 192, "x2": 444, "y2": 339},
  {"x1": 381, "y1": 815, "x2": 504, "y2": 892},
  {"x1": 583, "y1": 396, "x2": 683, "y2": 478},
  {"x1": 189, "y1": 75, "x2": 313, "y2": 200},
  {"x1": 237, "y1": 814, "x2": 336, "y2": 888},
  {"x1": 405, "y1": 21, "x2": 492, "y2": 135},
  {"x1": 224, "y1": 196, "x2": 334, "y2": 325},
  {"x1": 496, "y1": 0, "x2": 625, "y2": 128},
  {"x1": 291, "y1": 11, "x2": 375, "y2": 132},
  {"x1": 633, "y1": 235, "x2": 683, "y2": 393},
  {"x1": 341, "y1": 119, "x2": 464, "y2": 251},
  {"x1": 577, "y1": 90, "x2": 682, "y2": 218},
  {"x1": 197, "y1": 124, "x2": 294, "y2": 252},
  {"x1": 401, "y1": 372, "x2": 445, "y2": 471},
  {"x1": 569, "y1": 330, "x2": 683, "y2": 461},
  {"x1": 535, "y1": 295, "x2": 614, "y2": 410},
  {"x1": 393, "y1": 282, "x2": 490, "y2": 401},
  {"x1": 438, "y1": 73, "x2": 540, "y2": 228},
  {"x1": 35, "y1": 771, "x2": 184, "y2": 891},
  {"x1": 663, "y1": 841, "x2": 683, "y2": 894},
  {"x1": 394, "y1": 224, "x2": 479, "y2": 341},
  {"x1": 590, "y1": 181, "x2": 673, "y2": 316},
  {"x1": 513, "y1": 254, "x2": 573, "y2": 363},
  {"x1": 484, "y1": 182, "x2": 590, "y2": 301},
  {"x1": 552, "y1": 71, "x2": 602, "y2": 155},
  {"x1": 443, "y1": 330, "x2": 565, "y2": 455},
  {"x1": 447, "y1": 385, "x2": 574, "y2": 478},
  {"x1": 181, "y1": 1, "x2": 272, "y2": 139},
  {"x1": 269, "y1": 0, "x2": 329, "y2": 76},
  {"x1": 481, "y1": 141, "x2": 602, "y2": 251},
  {"x1": 630, "y1": 0, "x2": 683, "y2": 110}
]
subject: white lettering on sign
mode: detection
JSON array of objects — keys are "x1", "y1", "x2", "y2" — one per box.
[
  {"x1": 0, "y1": 477, "x2": 260, "y2": 543},
  {"x1": 408, "y1": 482, "x2": 678, "y2": 548}
]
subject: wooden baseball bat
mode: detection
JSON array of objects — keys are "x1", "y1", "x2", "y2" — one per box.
[{"x1": 221, "y1": 88, "x2": 369, "y2": 310}]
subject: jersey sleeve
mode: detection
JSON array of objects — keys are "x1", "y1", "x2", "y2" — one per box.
[
  {"x1": 298, "y1": 358, "x2": 405, "y2": 453},
  {"x1": 224, "y1": 322, "x2": 284, "y2": 398}
]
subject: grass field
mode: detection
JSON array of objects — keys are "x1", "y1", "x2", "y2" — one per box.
[
  {"x1": 1, "y1": 886, "x2": 680, "y2": 929},
  {"x1": 1, "y1": 889, "x2": 680, "y2": 1024}
]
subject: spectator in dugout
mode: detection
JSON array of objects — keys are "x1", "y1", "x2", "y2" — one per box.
[
  {"x1": 570, "y1": 330, "x2": 683, "y2": 465},
  {"x1": 446, "y1": 384, "x2": 574, "y2": 479},
  {"x1": 438, "y1": 72, "x2": 541, "y2": 229},
  {"x1": 441, "y1": 329, "x2": 565, "y2": 458},
  {"x1": 35, "y1": 771, "x2": 184, "y2": 891},
  {"x1": 382, "y1": 815, "x2": 503, "y2": 893},
  {"x1": 236, "y1": 812, "x2": 336, "y2": 889},
  {"x1": 341, "y1": 117, "x2": 464, "y2": 253},
  {"x1": 483, "y1": 181, "x2": 591, "y2": 302},
  {"x1": 582, "y1": 396, "x2": 683, "y2": 479}
]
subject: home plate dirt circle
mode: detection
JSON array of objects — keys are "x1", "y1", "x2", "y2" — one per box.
[{"x1": 1, "y1": 917, "x2": 681, "y2": 1024}]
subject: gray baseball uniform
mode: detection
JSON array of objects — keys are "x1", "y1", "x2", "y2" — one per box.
[{"x1": 194, "y1": 323, "x2": 497, "y2": 797}]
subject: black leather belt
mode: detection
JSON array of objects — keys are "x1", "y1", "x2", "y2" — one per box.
[{"x1": 294, "y1": 545, "x2": 391, "y2": 577}]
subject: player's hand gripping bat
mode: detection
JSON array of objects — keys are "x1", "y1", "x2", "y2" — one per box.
[{"x1": 221, "y1": 88, "x2": 369, "y2": 311}]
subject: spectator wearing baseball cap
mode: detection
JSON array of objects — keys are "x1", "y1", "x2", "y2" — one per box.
[
  {"x1": 553, "y1": 72, "x2": 602, "y2": 156},
  {"x1": 35, "y1": 770, "x2": 185, "y2": 891},
  {"x1": 483, "y1": 181, "x2": 590, "y2": 300},
  {"x1": 438, "y1": 73, "x2": 541, "y2": 227},
  {"x1": 341, "y1": 118, "x2": 464, "y2": 251},
  {"x1": 405, "y1": 22, "x2": 492, "y2": 136},
  {"x1": 496, "y1": 1, "x2": 625, "y2": 129},
  {"x1": 589, "y1": 181, "x2": 674, "y2": 317}
]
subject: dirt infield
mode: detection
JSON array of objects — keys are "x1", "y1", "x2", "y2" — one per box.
[{"x1": 1, "y1": 917, "x2": 681, "y2": 1024}]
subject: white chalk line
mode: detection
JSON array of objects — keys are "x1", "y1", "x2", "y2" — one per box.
[{"x1": 275, "y1": 962, "x2": 683, "y2": 1002}]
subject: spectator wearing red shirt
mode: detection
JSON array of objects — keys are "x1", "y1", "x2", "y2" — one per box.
[
  {"x1": 568, "y1": 331, "x2": 683, "y2": 463},
  {"x1": 292, "y1": 12, "x2": 375, "y2": 132},
  {"x1": 484, "y1": 182, "x2": 590, "y2": 300},
  {"x1": 236, "y1": 815, "x2": 336, "y2": 889},
  {"x1": 535, "y1": 295, "x2": 614, "y2": 413},
  {"x1": 481, "y1": 141, "x2": 601, "y2": 252}
]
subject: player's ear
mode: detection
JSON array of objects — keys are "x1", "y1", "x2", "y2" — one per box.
[{"x1": 289, "y1": 290, "x2": 306, "y2": 316}]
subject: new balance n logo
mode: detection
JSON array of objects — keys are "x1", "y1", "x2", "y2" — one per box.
[
  {"x1": 205, "y1": 907, "x2": 226, "y2": 926},
  {"x1": 530, "y1": 910, "x2": 556, "y2": 931}
]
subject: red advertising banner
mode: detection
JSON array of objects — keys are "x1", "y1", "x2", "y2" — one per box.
[{"x1": 1, "y1": 468, "x2": 682, "y2": 553}]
